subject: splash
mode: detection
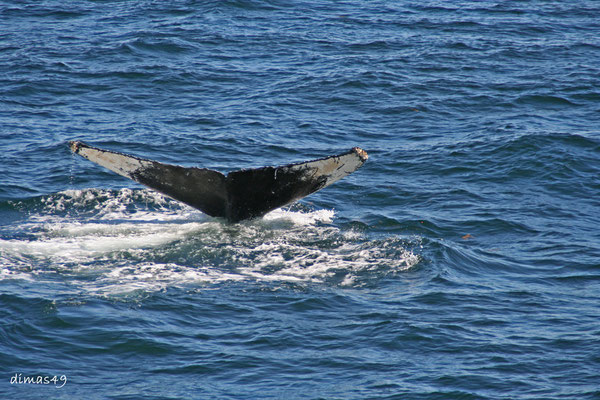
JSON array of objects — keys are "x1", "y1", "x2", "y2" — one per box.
[{"x1": 0, "y1": 189, "x2": 420, "y2": 295}]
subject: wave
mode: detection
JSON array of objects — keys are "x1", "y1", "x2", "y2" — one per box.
[
  {"x1": 0, "y1": 189, "x2": 420, "y2": 295},
  {"x1": 515, "y1": 94, "x2": 577, "y2": 107}
]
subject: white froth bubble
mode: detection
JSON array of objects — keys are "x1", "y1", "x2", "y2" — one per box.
[
  {"x1": 0, "y1": 267, "x2": 35, "y2": 281},
  {"x1": 262, "y1": 208, "x2": 335, "y2": 225}
]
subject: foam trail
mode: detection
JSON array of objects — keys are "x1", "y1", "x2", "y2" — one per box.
[{"x1": 0, "y1": 189, "x2": 421, "y2": 294}]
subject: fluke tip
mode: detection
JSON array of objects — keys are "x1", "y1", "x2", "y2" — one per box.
[
  {"x1": 352, "y1": 147, "x2": 368, "y2": 162},
  {"x1": 69, "y1": 140, "x2": 82, "y2": 153}
]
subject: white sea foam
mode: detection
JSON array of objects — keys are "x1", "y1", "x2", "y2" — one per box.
[
  {"x1": 262, "y1": 207, "x2": 335, "y2": 225},
  {"x1": 0, "y1": 189, "x2": 420, "y2": 295}
]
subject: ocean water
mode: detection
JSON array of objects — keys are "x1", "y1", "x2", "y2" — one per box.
[{"x1": 1, "y1": 0, "x2": 599, "y2": 399}]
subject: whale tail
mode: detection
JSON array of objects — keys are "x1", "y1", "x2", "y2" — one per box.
[{"x1": 69, "y1": 141, "x2": 368, "y2": 222}]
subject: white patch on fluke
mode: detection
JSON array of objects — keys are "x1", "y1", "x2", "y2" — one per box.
[
  {"x1": 70, "y1": 142, "x2": 152, "y2": 180},
  {"x1": 288, "y1": 147, "x2": 368, "y2": 189}
]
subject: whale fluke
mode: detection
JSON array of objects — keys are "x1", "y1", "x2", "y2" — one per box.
[{"x1": 69, "y1": 141, "x2": 368, "y2": 222}]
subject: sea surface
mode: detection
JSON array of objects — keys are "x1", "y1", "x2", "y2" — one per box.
[{"x1": 1, "y1": 1, "x2": 599, "y2": 399}]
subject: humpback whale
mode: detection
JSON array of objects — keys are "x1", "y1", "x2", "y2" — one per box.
[{"x1": 69, "y1": 141, "x2": 368, "y2": 222}]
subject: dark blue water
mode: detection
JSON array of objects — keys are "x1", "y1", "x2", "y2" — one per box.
[{"x1": 1, "y1": 1, "x2": 599, "y2": 399}]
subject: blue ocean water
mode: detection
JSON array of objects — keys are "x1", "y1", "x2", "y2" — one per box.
[{"x1": 1, "y1": 0, "x2": 599, "y2": 399}]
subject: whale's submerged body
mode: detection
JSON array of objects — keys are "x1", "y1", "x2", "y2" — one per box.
[{"x1": 69, "y1": 141, "x2": 368, "y2": 222}]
